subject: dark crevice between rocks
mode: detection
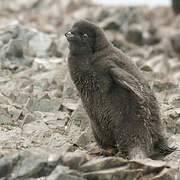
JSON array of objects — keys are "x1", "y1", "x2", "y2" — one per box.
[{"x1": 0, "y1": 152, "x2": 20, "y2": 179}]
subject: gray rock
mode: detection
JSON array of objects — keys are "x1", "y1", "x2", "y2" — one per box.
[
  {"x1": 0, "y1": 41, "x2": 33, "y2": 71},
  {"x1": 26, "y1": 97, "x2": 62, "y2": 112},
  {"x1": 64, "y1": 0, "x2": 92, "y2": 13},
  {"x1": 164, "y1": 134, "x2": 180, "y2": 170},
  {"x1": 126, "y1": 24, "x2": 143, "y2": 46},
  {"x1": 81, "y1": 157, "x2": 179, "y2": 180},
  {"x1": 152, "y1": 80, "x2": 178, "y2": 92},
  {"x1": 140, "y1": 64, "x2": 153, "y2": 72},
  {"x1": 5, "y1": 39, "x2": 24, "y2": 58},
  {"x1": 0, "y1": 22, "x2": 58, "y2": 73},
  {"x1": 148, "y1": 39, "x2": 176, "y2": 59},
  {"x1": 146, "y1": 55, "x2": 170, "y2": 74},
  {"x1": 126, "y1": 24, "x2": 161, "y2": 47},
  {"x1": 0, "y1": 22, "x2": 35, "y2": 47},
  {"x1": 72, "y1": 104, "x2": 90, "y2": 131},
  {"x1": 47, "y1": 165, "x2": 85, "y2": 180},
  {"x1": 0, "y1": 94, "x2": 9, "y2": 105},
  {"x1": 0, "y1": 149, "x2": 61, "y2": 179},
  {"x1": 100, "y1": 17, "x2": 120, "y2": 31},
  {"x1": 168, "y1": 134, "x2": 180, "y2": 152},
  {"x1": 0, "y1": 106, "x2": 12, "y2": 125},
  {"x1": 80, "y1": 157, "x2": 128, "y2": 173},
  {"x1": 0, "y1": 1, "x2": 179, "y2": 180},
  {"x1": 12, "y1": 150, "x2": 49, "y2": 178},
  {"x1": 83, "y1": 168, "x2": 143, "y2": 180},
  {"x1": 71, "y1": 129, "x2": 94, "y2": 151},
  {"x1": 60, "y1": 152, "x2": 88, "y2": 170},
  {"x1": 53, "y1": 36, "x2": 68, "y2": 58},
  {"x1": 28, "y1": 32, "x2": 53, "y2": 57},
  {"x1": 0, "y1": 40, "x2": 3, "y2": 48},
  {"x1": 0, "y1": 126, "x2": 23, "y2": 149},
  {"x1": 0, "y1": 23, "x2": 19, "y2": 44},
  {"x1": 0, "y1": 0, "x2": 39, "y2": 12},
  {"x1": 92, "y1": 7, "x2": 110, "y2": 22},
  {"x1": 23, "y1": 113, "x2": 36, "y2": 125},
  {"x1": 111, "y1": 33, "x2": 134, "y2": 53},
  {"x1": 62, "y1": 100, "x2": 79, "y2": 111},
  {"x1": 13, "y1": 92, "x2": 30, "y2": 105},
  {"x1": 0, "y1": 23, "x2": 38, "y2": 71},
  {"x1": 0, "y1": 151, "x2": 19, "y2": 178},
  {"x1": 150, "y1": 168, "x2": 180, "y2": 180},
  {"x1": 8, "y1": 106, "x2": 22, "y2": 122},
  {"x1": 143, "y1": 25, "x2": 161, "y2": 45},
  {"x1": 63, "y1": 72, "x2": 78, "y2": 99},
  {"x1": 168, "y1": 95, "x2": 180, "y2": 107}
]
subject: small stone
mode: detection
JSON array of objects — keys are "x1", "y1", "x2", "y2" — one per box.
[
  {"x1": 126, "y1": 25, "x2": 143, "y2": 46},
  {"x1": 100, "y1": 17, "x2": 120, "y2": 31},
  {"x1": 6, "y1": 39, "x2": 24, "y2": 58},
  {"x1": 28, "y1": 32, "x2": 53, "y2": 57},
  {"x1": 62, "y1": 101, "x2": 79, "y2": 111},
  {"x1": 26, "y1": 97, "x2": 62, "y2": 112},
  {"x1": 8, "y1": 106, "x2": 22, "y2": 121},
  {"x1": 23, "y1": 113, "x2": 36, "y2": 125},
  {"x1": 140, "y1": 64, "x2": 152, "y2": 72},
  {"x1": 168, "y1": 95, "x2": 180, "y2": 106},
  {"x1": 72, "y1": 104, "x2": 90, "y2": 131},
  {"x1": 60, "y1": 152, "x2": 88, "y2": 170},
  {"x1": 0, "y1": 107, "x2": 12, "y2": 125},
  {"x1": 72, "y1": 131, "x2": 93, "y2": 149},
  {"x1": 0, "y1": 94, "x2": 9, "y2": 105}
]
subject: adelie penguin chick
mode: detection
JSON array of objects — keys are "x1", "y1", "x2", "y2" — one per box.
[{"x1": 65, "y1": 20, "x2": 175, "y2": 159}]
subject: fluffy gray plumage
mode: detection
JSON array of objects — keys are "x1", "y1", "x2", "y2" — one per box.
[{"x1": 65, "y1": 20, "x2": 175, "y2": 159}]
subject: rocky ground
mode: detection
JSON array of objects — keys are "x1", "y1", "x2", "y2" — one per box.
[{"x1": 0, "y1": 0, "x2": 180, "y2": 179}]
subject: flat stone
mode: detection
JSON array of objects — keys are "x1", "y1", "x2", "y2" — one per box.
[
  {"x1": 72, "y1": 131, "x2": 93, "y2": 149},
  {"x1": 72, "y1": 104, "x2": 90, "y2": 131},
  {"x1": 83, "y1": 167, "x2": 143, "y2": 180},
  {"x1": 0, "y1": 106, "x2": 12, "y2": 125},
  {"x1": 126, "y1": 24, "x2": 143, "y2": 46},
  {"x1": 8, "y1": 106, "x2": 22, "y2": 121},
  {"x1": 23, "y1": 113, "x2": 36, "y2": 125},
  {"x1": 12, "y1": 150, "x2": 49, "y2": 178},
  {"x1": 150, "y1": 168, "x2": 180, "y2": 180},
  {"x1": 0, "y1": 94, "x2": 9, "y2": 105},
  {"x1": 60, "y1": 152, "x2": 88, "y2": 170},
  {"x1": 80, "y1": 157, "x2": 127, "y2": 173},
  {"x1": 47, "y1": 165, "x2": 85, "y2": 180},
  {"x1": 26, "y1": 97, "x2": 62, "y2": 112}
]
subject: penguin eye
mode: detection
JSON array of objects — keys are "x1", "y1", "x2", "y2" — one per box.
[{"x1": 82, "y1": 33, "x2": 88, "y2": 38}]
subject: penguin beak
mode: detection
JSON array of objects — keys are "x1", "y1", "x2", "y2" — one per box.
[{"x1": 65, "y1": 31, "x2": 74, "y2": 40}]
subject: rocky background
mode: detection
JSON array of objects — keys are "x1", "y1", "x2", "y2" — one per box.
[{"x1": 0, "y1": 0, "x2": 180, "y2": 179}]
